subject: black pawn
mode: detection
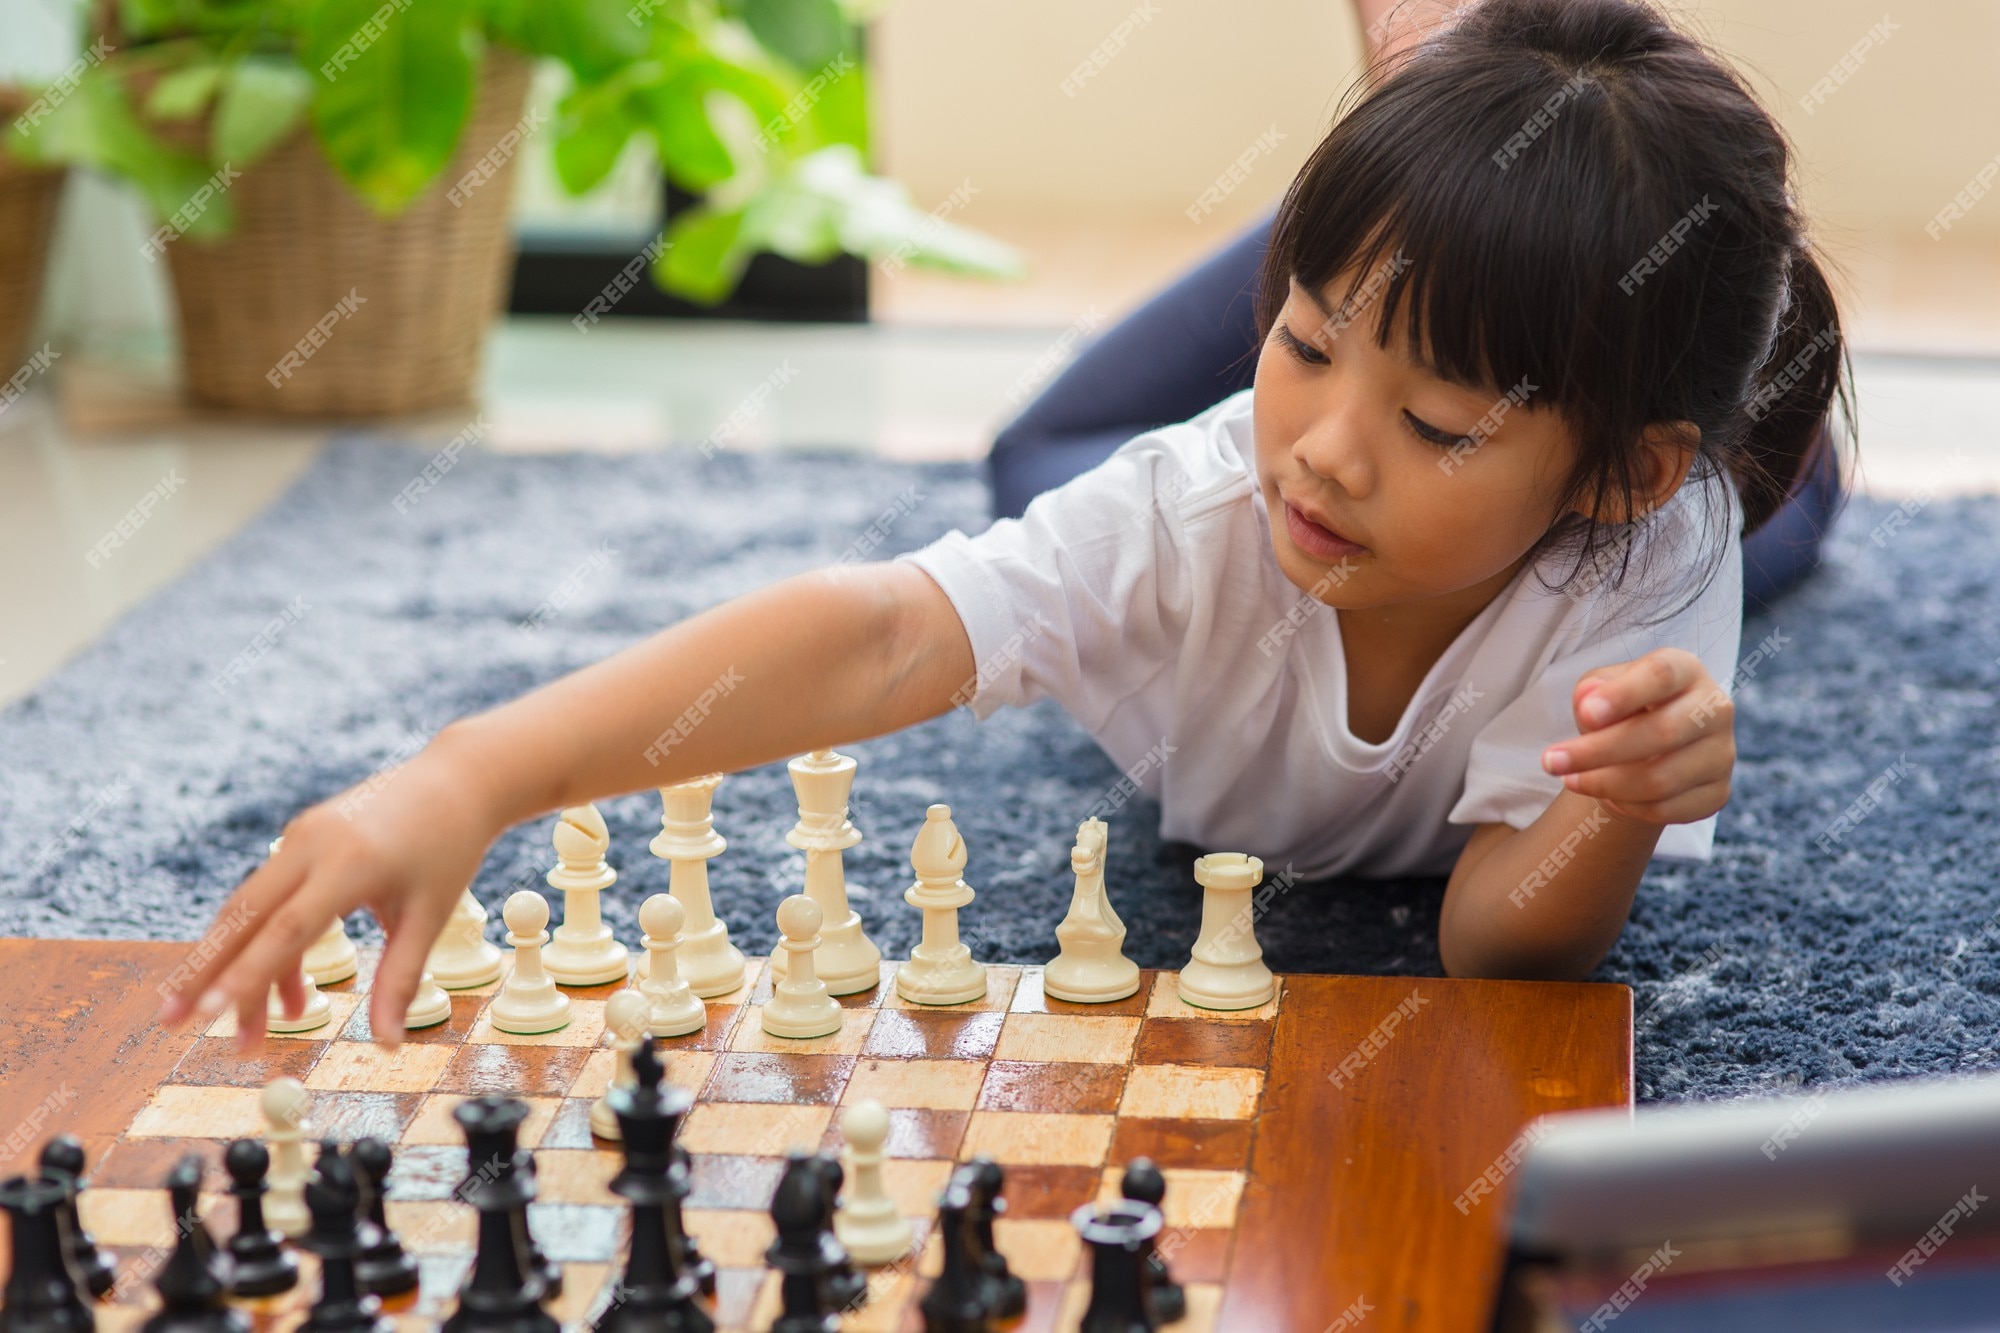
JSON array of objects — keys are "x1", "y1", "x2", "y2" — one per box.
[
  {"x1": 38, "y1": 1138, "x2": 114, "y2": 1300},
  {"x1": 349, "y1": 1139, "x2": 418, "y2": 1298},
  {"x1": 0, "y1": 1173, "x2": 94, "y2": 1333},
  {"x1": 765, "y1": 1154, "x2": 838, "y2": 1333},
  {"x1": 298, "y1": 1145, "x2": 392, "y2": 1333},
  {"x1": 963, "y1": 1159, "x2": 1025, "y2": 1321},
  {"x1": 1119, "y1": 1160, "x2": 1183, "y2": 1323},
  {"x1": 442, "y1": 1099, "x2": 558, "y2": 1333},
  {"x1": 1072, "y1": 1200, "x2": 1162, "y2": 1333},
  {"x1": 454, "y1": 1097, "x2": 561, "y2": 1303},
  {"x1": 141, "y1": 1156, "x2": 247, "y2": 1333},
  {"x1": 808, "y1": 1156, "x2": 865, "y2": 1313},
  {"x1": 221, "y1": 1140, "x2": 297, "y2": 1298},
  {"x1": 916, "y1": 1181, "x2": 985, "y2": 1333},
  {"x1": 592, "y1": 1040, "x2": 711, "y2": 1333}
]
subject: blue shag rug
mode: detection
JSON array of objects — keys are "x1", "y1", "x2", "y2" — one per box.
[{"x1": 1, "y1": 438, "x2": 1996, "y2": 1103}]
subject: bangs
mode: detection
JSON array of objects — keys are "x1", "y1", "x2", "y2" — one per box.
[{"x1": 1262, "y1": 67, "x2": 1657, "y2": 418}]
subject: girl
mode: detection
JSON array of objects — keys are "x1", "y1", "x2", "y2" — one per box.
[{"x1": 165, "y1": 0, "x2": 1851, "y2": 1047}]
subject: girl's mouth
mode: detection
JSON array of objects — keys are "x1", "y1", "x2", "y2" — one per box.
[{"x1": 1284, "y1": 502, "x2": 1369, "y2": 561}]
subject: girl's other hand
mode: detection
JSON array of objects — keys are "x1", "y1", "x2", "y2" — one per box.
[
  {"x1": 156, "y1": 735, "x2": 501, "y2": 1051},
  {"x1": 1538, "y1": 647, "x2": 1735, "y2": 827}
]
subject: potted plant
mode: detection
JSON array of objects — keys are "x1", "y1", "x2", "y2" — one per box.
[
  {"x1": 0, "y1": 85, "x2": 67, "y2": 383},
  {"x1": 15, "y1": 0, "x2": 1018, "y2": 417}
]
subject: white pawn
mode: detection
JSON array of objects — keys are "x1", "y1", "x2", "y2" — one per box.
[
  {"x1": 1178, "y1": 852, "x2": 1277, "y2": 1011},
  {"x1": 404, "y1": 969, "x2": 453, "y2": 1030},
  {"x1": 591, "y1": 990, "x2": 651, "y2": 1141},
  {"x1": 266, "y1": 970, "x2": 331, "y2": 1034},
  {"x1": 429, "y1": 889, "x2": 504, "y2": 989},
  {"x1": 637, "y1": 894, "x2": 707, "y2": 1038},
  {"x1": 895, "y1": 805, "x2": 987, "y2": 1006},
  {"x1": 489, "y1": 891, "x2": 572, "y2": 1034},
  {"x1": 262, "y1": 1076, "x2": 311, "y2": 1238},
  {"x1": 834, "y1": 1099, "x2": 912, "y2": 1265},
  {"x1": 761, "y1": 895, "x2": 843, "y2": 1039},
  {"x1": 1043, "y1": 817, "x2": 1141, "y2": 1004},
  {"x1": 542, "y1": 805, "x2": 631, "y2": 986}
]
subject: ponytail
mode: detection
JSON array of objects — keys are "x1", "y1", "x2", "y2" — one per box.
[{"x1": 1733, "y1": 245, "x2": 1852, "y2": 534}]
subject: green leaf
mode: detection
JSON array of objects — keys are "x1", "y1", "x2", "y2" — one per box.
[
  {"x1": 14, "y1": 70, "x2": 224, "y2": 233},
  {"x1": 795, "y1": 51, "x2": 864, "y2": 151},
  {"x1": 552, "y1": 76, "x2": 640, "y2": 194},
  {"x1": 657, "y1": 203, "x2": 751, "y2": 304},
  {"x1": 210, "y1": 58, "x2": 312, "y2": 167},
  {"x1": 739, "y1": 0, "x2": 851, "y2": 72},
  {"x1": 508, "y1": 0, "x2": 650, "y2": 79},
  {"x1": 301, "y1": 0, "x2": 477, "y2": 214},
  {"x1": 638, "y1": 64, "x2": 736, "y2": 192},
  {"x1": 145, "y1": 63, "x2": 225, "y2": 121}
]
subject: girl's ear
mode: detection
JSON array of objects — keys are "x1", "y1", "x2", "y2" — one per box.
[{"x1": 1569, "y1": 421, "x2": 1701, "y2": 524}]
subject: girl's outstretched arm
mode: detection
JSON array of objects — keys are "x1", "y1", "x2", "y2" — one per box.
[{"x1": 159, "y1": 561, "x2": 973, "y2": 1048}]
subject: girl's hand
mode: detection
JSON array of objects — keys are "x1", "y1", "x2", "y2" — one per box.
[
  {"x1": 1538, "y1": 647, "x2": 1735, "y2": 826},
  {"x1": 156, "y1": 737, "x2": 503, "y2": 1050}
]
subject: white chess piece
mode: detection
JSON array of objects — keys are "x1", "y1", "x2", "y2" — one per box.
[
  {"x1": 489, "y1": 891, "x2": 572, "y2": 1034},
  {"x1": 761, "y1": 895, "x2": 843, "y2": 1039},
  {"x1": 266, "y1": 970, "x2": 331, "y2": 1034},
  {"x1": 768, "y1": 749, "x2": 882, "y2": 996},
  {"x1": 271, "y1": 836, "x2": 360, "y2": 988},
  {"x1": 428, "y1": 890, "x2": 504, "y2": 989},
  {"x1": 1177, "y1": 852, "x2": 1277, "y2": 1011},
  {"x1": 834, "y1": 1099, "x2": 913, "y2": 1265},
  {"x1": 645, "y1": 774, "x2": 747, "y2": 997},
  {"x1": 262, "y1": 1076, "x2": 311, "y2": 1238},
  {"x1": 404, "y1": 969, "x2": 453, "y2": 1030},
  {"x1": 542, "y1": 804, "x2": 632, "y2": 986},
  {"x1": 1043, "y1": 817, "x2": 1141, "y2": 1004},
  {"x1": 895, "y1": 805, "x2": 987, "y2": 1006},
  {"x1": 591, "y1": 990, "x2": 651, "y2": 1141},
  {"x1": 637, "y1": 894, "x2": 707, "y2": 1038}
]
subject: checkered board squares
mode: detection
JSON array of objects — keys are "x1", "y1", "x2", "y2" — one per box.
[{"x1": 89, "y1": 958, "x2": 1283, "y2": 1333}]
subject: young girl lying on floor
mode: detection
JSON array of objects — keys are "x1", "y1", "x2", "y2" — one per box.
[{"x1": 166, "y1": 0, "x2": 1852, "y2": 1046}]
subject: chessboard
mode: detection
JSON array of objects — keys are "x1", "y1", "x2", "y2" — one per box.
[{"x1": 0, "y1": 939, "x2": 1629, "y2": 1332}]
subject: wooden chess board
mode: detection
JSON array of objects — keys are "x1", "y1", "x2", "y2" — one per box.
[{"x1": 0, "y1": 940, "x2": 1630, "y2": 1332}]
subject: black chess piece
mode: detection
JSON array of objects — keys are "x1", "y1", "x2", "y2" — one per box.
[
  {"x1": 808, "y1": 1155, "x2": 866, "y2": 1313},
  {"x1": 453, "y1": 1096, "x2": 561, "y2": 1302},
  {"x1": 297, "y1": 1144, "x2": 392, "y2": 1333},
  {"x1": 39, "y1": 1138, "x2": 114, "y2": 1300},
  {"x1": 1072, "y1": 1199, "x2": 1163, "y2": 1333},
  {"x1": 766, "y1": 1154, "x2": 840, "y2": 1333},
  {"x1": 221, "y1": 1140, "x2": 298, "y2": 1298},
  {"x1": 916, "y1": 1179, "x2": 987, "y2": 1333},
  {"x1": 442, "y1": 1099, "x2": 559, "y2": 1333},
  {"x1": 140, "y1": 1155, "x2": 248, "y2": 1333},
  {"x1": 1, "y1": 1173, "x2": 95, "y2": 1333},
  {"x1": 348, "y1": 1139, "x2": 418, "y2": 1298},
  {"x1": 962, "y1": 1158, "x2": 1025, "y2": 1321},
  {"x1": 1119, "y1": 1159, "x2": 1184, "y2": 1323},
  {"x1": 591, "y1": 1040, "x2": 711, "y2": 1333}
]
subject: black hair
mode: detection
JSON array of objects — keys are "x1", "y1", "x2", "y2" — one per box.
[{"x1": 1256, "y1": 0, "x2": 1854, "y2": 596}]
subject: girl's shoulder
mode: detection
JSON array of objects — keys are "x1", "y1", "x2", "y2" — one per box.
[{"x1": 1099, "y1": 387, "x2": 1259, "y2": 521}]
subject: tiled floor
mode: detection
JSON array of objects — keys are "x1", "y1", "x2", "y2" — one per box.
[{"x1": 1, "y1": 313, "x2": 1996, "y2": 708}]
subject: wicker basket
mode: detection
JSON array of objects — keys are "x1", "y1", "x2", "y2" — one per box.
[
  {"x1": 163, "y1": 49, "x2": 532, "y2": 417},
  {"x1": 0, "y1": 140, "x2": 65, "y2": 377}
]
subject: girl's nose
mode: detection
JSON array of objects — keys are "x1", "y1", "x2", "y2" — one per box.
[{"x1": 1291, "y1": 406, "x2": 1375, "y2": 501}]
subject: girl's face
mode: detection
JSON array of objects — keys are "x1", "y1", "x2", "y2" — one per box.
[{"x1": 1252, "y1": 273, "x2": 1579, "y2": 612}]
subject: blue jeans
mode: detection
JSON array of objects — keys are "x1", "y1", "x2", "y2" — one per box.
[{"x1": 989, "y1": 211, "x2": 1842, "y2": 610}]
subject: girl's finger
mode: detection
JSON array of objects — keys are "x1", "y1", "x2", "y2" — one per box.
[
  {"x1": 368, "y1": 891, "x2": 456, "y2": 1051},
  {"x1": 1596, "y1": 779, "x2": 1732, "y2": 827},
  {"x1": 1557, "y1": 738, "x2": 1730, "y2": 805},
  {"x1": 1573, "y1": 651, "x2": 1700, "y2": 729},
  {"x1": 157, "y1": 852, "x2": 309, "y2": 1024},
  {"x1": 209, "y1": 876, "x2": 360, "y2": 1044},
  {"x1": 273, "y1": 962, "x2": 306, "y2": 1020},
  {"x1": 1545, "y1": 705, "x2": 1724, "y2": 775}
]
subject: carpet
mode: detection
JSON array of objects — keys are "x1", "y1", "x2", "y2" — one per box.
[{"x1": 3, "y1": 438, "x2": 1996, "y2": 1103}]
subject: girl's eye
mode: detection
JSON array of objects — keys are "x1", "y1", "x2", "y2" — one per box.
[
  {"x1": 1274, "y1": 323, "x2": 1329, "y2": 366},
  {"x1": 1402, "y1": 410, "x2": 1476, "y2": 451}
]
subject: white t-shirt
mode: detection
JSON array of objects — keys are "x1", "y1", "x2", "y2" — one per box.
[{"x1": 899, "y1": 388, "x2": 1743, "y2": 879}]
